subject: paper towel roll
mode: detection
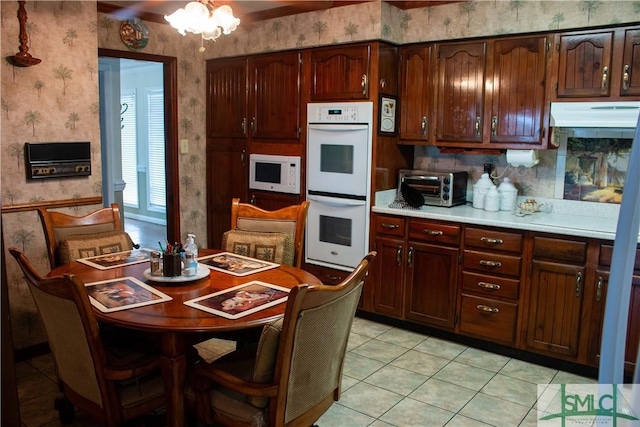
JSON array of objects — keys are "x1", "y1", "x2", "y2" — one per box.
[{"x1": 506, "y1": 149, "x2": 539, "y2": 168}]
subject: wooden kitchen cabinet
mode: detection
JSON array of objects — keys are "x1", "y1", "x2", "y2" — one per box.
[
  {"x1": 371, "y1": 215, "x2": 460, "y2": 329},
  {"x1": 398, "y1": 44, "x2": 433, "y2": 143},
  {"x1": 458, "y1": 227, "x2": 524, "y2": 346},
  {"x1": 555, "y1": 26, "x2": 640, "y2": 99},
  {"x1": 207, "y1": 58, "x2": 248, "y2": 139},
  {"x1": 206, "y1": 141, "x2": 248, "y2": 248},
  {"x1": 524, "y1": 236, "x2": 588, "y2": 360},
  {"x1": 310, "y1": 44, "x2": 371, "y2": 100},
  {"x1": 587, "y1": 244, "x2": 640, "y2": 377},
  {"x1": 206, "y1": 51, "x2": 301, "y2": 142},
  {"x1": 248, "y1": 191, "x2": 301, "y2": 211},
  {"x1": 434, "y1": 35, "x2": 549, "y2": 148}
]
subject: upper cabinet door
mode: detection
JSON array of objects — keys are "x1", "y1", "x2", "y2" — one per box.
[
  {"x1": 490, "y1": 36, "x2": 548, "y2": 145},
  {"x1": 310, "y1": 45, "x2": 370, "y2": 100},
  {"x1": 436, "y1": 42, "x2": 486, "y2": 144},
  {"x1": 207, "y1": 58, "x2": 248, "y2": 139},
  {"x1": 621, "y1": 28, "x2": 640, "y2": 97},
  {"x1": 399, "y1": 45, "x2": 432, "y2": 142},
  {"x1": 557, "y1": 32, "x2": 613, "y2": 98},
  {"x1": 250, "y1": 52, "x2": 301, "y2": 140}
]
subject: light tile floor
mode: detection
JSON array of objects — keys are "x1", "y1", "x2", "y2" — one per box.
[{"x1": 15, "y1": 318, "x2": 597, "y2": 427}]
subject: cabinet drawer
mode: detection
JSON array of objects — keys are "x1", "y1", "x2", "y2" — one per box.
[
  {"x1": 302, "y1": 264, "x2": 348, "y2": 286},
  {"x1": 599, "y1": 244, "x2": 640, "y2": 269},
  {"x1": 408, "y1": 220, "x2": 460, "y2": 246},
  {"x1": 464, "y1": 227, "x2": 523, "y2": 254},
  {"x1": 459, "y1": 294, "x2": 517, "y2": 345},
  {"x1": 463, "y1": 250, "x2": 522, "y2": 277},
  {"x1": 533, "y1": 236, "x2": 586, "y2": 264},
  {"x1": 375, "y1": 216, "x2": 406, "y2": 237},
  {"x1": 461, "y1": 271, "x2": 519, "y2": 300}
]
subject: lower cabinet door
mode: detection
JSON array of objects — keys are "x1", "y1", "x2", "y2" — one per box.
[
  {"x1": 372, "y1": 236, "x2": 405, "y2": 318},
  {"x1": 459, "y1": 294, "x2": 517, "y2": 346}
]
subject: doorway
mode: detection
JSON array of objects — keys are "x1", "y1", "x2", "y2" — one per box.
[{"x1": 98, "y1": 48, "x2": 180, "y2": 245}]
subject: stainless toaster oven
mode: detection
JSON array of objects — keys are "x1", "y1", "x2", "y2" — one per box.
[{"x1": 398, "y1": 170, "x2": 469, "y2": 207}]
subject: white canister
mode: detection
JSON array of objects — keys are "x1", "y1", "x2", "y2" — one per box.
[
  {"x1": 498, "y1": 177, "x2": 518, "y2": 211},
  {"x1": 484, "y1": 185, "x2": 500, "y2": 212},
  {"x1": 472, "y1": 173, "x2": 493, "y2": 209}
]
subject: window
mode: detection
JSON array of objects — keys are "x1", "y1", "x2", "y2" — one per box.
[{"x1": 121, "y1": 90, "x2": 138, "y2": 208}]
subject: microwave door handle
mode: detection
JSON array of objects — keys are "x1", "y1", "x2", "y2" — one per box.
[
  {"x1": 308, "y1": 124, "x2": 369, "y2": 132},
  {"x1": 307, "y1": 194, "x2": 366, "y2": 207}
]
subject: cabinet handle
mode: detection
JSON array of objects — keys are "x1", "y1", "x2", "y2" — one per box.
[
  {"x1": 381, "y1": 223, "x2": 399, "y2": 230},
  {"x1": 250, "y1": 117, "x2": 256, "y2": 134},
  {"x1": 421, "y1": 116, "x2": 427, "y2": 136},
  {"x1": 601, "y1": 66, "x2": 609, "y2": 92},
  {"x1": 327, "y1": 274, "x2": 341, "y2": 281},
  {"x1": 396, "y1": 246, "x2": 402, "y2": 267},
  {"x1": 408, "y1": 247, "x2": 414, "y2": 268},
  {"x1": 575, "y1": 271, "x2": 583, "y2": 297},
  {"x1": 361, "y1": 74, "x2": 368, "y2": 95},
  {"x1": 250, "y1": 194, "x2": 256, "y2": 205},
  {"x1": 479, "y1": 260, "x2": 502, "y2": 267},
  {"x1": 491, "y1": 116, "x2": 498, "y2": 136},
  {"x1": 481, "y1": 237, "x2": 503, "y2": 245},
  {"x1": 241, "y1": 149, "x2": 246, "y2": 167},
  {"x1": 623, "y1": 64, "x2": 631, "y2": 91},
  {"x1": 596, "y1": 276, "x2": 603, "y2": 302},
  {"x1": 477, "y1": 305, "x2": 499, "y2": 313},
  {"x1": 475, "y1": 117, "x2": 481, "y2": 137},
  {"x1": 477, "y1": 281, "x2": 501, "y2": 290},
  {"x1": 241, "y1": 117, "x2": 247, "y2": 135},
  {"x1": 423, "y1": 229, "x2": 443, "y2": 236}
]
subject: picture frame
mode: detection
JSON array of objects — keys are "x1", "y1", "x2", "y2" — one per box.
[
  {"x1": 378, "y1": 94, "x2": 398, "y2": 135},
  {"x1": 197, "y1": 252, "x2": 279, "y2": 277},
  {"x1": 77, "y1": 248, "x2": 154, "y2": 270},
  {"x1": 85, "y1": 276, "x2": 172, "y2": 313},
  {"x1": 184, "y1": 281, "x2": 290, "y2": 319}
]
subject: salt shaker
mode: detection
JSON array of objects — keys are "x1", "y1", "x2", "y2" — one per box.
[
  {"x1": 484, "y1": 185, "x2": 500, "y2": 212},
  {"x1": 150, "y1": 251, "x2": 162, "y2": 276},
  {"x1": 498, "y1": 177, "x2": 518, "y2": 211},
  {"x1": 472, "y1": 173, "x2": 493, "y2": 209}
]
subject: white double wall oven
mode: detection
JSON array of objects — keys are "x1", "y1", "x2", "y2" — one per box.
[{"x1": 305, "y1": 102, "x2": 373, "y2": 271}]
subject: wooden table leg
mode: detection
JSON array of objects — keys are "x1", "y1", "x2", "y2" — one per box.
[{"x1": 161, "y1": 332, "x2": 187, "y2": 427}]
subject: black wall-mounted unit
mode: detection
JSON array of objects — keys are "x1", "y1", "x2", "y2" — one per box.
[{"x1": 25, "y1": 142, "x2": 91, "y2": 180}]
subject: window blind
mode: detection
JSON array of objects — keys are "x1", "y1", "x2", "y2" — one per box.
[
  {"x1": 147, "y1": 89, "x2": 166, "y2": 208},
  {"x1": 120, "y1": 90, "x2": 138, "y2": 208}
]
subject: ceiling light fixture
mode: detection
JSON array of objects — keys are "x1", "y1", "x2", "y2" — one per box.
[{"x1": 165, "y1": 0, "x2": 240, "y2": 52}]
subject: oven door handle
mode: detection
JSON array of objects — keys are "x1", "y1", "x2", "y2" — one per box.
[
  {"x1": 307, "y1": 194, "x2": 366, "y2": 207},
  {"x1": 308, "y1": 124, "x2": 369, "y2": 132}
]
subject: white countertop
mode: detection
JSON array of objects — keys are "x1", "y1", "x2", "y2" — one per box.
[{"x1": 373, "y1": 190, "x2": 637, "y2": 242}]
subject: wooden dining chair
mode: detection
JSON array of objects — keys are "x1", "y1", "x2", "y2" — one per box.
[
  {"x1": 225, "y1": 198, "x2": 310, "y2": 268},
  {"x1": 9, "y1": 247, "x2": 167, "y2": 426},
  {"x1": 189, "y1": 251, "x2": 377, "y2": 427},
  {"x1": 38, "y1": 203, "x2": 137, "y2": 269}
]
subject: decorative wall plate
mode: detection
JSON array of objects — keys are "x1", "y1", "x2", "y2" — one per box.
[{"x1": 120, "y1": 18, "x2": 149, "y2": 51}]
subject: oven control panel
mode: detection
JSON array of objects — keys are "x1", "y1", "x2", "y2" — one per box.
[{"x1": 308, "y1": 102, "x2": 373, "y2": 124}]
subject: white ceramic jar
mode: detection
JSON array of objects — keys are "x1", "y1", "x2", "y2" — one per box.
[
  {"x1": 498, "y1": 177, "x2": 518, "y2": 211},
  {"x1": 472, "y1": 173, "x2": 493, "y2": 209},
  {"x1": 484, "y1": 185, "x2": 500, "y2": 212}
]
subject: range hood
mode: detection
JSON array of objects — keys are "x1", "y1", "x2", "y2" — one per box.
[{"x1": 550, "y1": 101, "x2": 640, "y2": 128}]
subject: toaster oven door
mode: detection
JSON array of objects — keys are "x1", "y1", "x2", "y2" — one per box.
[{"x1": 403, "y1": 175, "x2": 442, "y2": 198}]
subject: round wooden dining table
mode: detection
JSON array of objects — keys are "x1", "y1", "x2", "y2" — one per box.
[{"x1": 49, "y1": 249, "x2": 322, "y2": 427}]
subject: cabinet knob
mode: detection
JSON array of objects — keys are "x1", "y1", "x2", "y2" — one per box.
[
  {"x1": 479, "y1": 260, "x2": 502, "y2": 267},
  {"x1": 476, "y1": 305, "x2": 499, "y2": 313},
  {"x1": 595, "y1": 276, "x2": 603, "y2": 302},
  {"x1": 481, "y1": 237, "x2": 503, "y2": 245},
  {"x1": 623, "y1": 64, "x2": 631, "y2": 91},
  {"x1": 601, "y1": 66, "x2": 609, "y2": 92},
  {"x1": 477, "y1": 281, "x2": 501, "y2": 290},
  {"x1": 250, "y1": 194, "x2": 256, "y2": 205}
]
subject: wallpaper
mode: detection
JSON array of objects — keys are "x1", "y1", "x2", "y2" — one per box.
[{"x1": 1, "y1": 0, "x2": 638, "y2": 351}]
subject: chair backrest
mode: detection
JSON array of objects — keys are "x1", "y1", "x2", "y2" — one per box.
[
  {"x1": 268, "y1": 251, "x2": 376, "y2": 426},
  {"x1": 38, "y1": 204, "x2": 125, "y2": 269},
  {"x1": 8, "y1": 248, "x2": 111, "y2": 410},
  {"x1": 229, "y1": 198, "x2": 310, "y2": 268}
]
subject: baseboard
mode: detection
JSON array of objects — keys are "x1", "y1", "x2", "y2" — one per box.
[{"x1": 14, "y1": 342, "x2": 50, "y2": 362}]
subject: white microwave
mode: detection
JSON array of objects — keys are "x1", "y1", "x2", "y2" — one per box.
[{"x1": 249, "y1": 154, "x2": 301, "y2": 194}]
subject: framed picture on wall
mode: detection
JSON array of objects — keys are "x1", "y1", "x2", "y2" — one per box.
[{"x1": 378, "y1": 94, "x2": 398, "y2": 135}]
